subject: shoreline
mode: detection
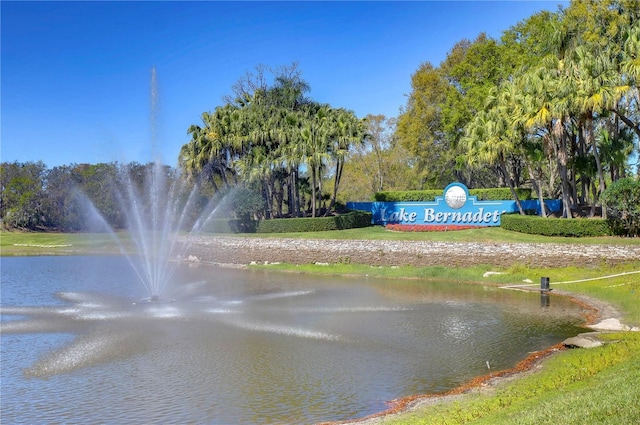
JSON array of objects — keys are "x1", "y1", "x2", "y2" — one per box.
[
  {"x1": 322, "y1": 342, "x2": 567, "y2": 425},
  {"x1": 174, "y1": 237, "x2": 633, "y2": 425},
  {"x1": 184, "y1": 259, "x2": 630, "y2": 425},
  {"x1": 316, "y1": 289, "x2": 625, "y2": 425}
]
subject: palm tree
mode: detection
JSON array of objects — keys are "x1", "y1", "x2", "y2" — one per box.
[
  {"x1": 613, "y1": 22, "x2": 640, "y2": 139},
  {"x1": 462, "y1": 104, "x2": 525, "y2": 214},
  {"x1": 569, "y1": 45, "x2": 629, "y2": 204},
  {"x1": 519, "y1": 59, "x2": 575, "y2": 218},
  {"x1": 498, "y1": 78, "x2": 553, "y2": 217},
  {"x1": 300, "y1": 105, "x2": 331, "y2": 217},
  {"x1": 325, "y1": 109, "x2": 367, "y2": 215}
]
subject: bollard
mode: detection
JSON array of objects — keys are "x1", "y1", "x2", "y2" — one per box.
[{"x1": 541, "y1": 277, "x2": 550, "y2": 292}]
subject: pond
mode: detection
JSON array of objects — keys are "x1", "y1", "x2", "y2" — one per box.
[{"x1": 1, "y1": 256, "x2": 585, "y2": 424}]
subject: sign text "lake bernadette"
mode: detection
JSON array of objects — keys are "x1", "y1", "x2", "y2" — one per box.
[{"x1": 383, "y1": 207, "x2": 502, "y2": 224}]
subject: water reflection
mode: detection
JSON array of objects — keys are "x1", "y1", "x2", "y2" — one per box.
[{"x1": 1, "y1": 256, "x2": 585, "y2": 424}]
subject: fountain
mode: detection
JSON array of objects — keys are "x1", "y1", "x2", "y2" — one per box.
[
  {"x1": 82, "y1": 66, "x2": 224, "y2": 301},
  {"x1": 107, "y1": 159, "x2": 223, "y2": 300}
]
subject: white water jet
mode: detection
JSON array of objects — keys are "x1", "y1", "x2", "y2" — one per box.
[
  {"x1": 91, "y1": 159, "x2": 227, "y2": 300},
  {"x1": 81, "y1": 67, "x2": 228, "y2": 300}
]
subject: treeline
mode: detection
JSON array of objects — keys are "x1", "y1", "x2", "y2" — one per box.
[
  {"x1": 0, "y1": 159, "x2": 341, "y2": 232},
  {"x1": 0, "y1": 161, "x2": 203, "y2": 231}
]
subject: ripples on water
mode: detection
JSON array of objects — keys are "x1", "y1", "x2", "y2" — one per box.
[{"x1": 1, "y1": 256, "x2": 585, "y2": 424}]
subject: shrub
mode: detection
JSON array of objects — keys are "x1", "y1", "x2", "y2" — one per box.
[
  {"x1": 202, "y1": 218, "x2": 258, "y2": 233},
  {"x1": 375, "y1": 190, "x2": 441, "y2": 202},
  {"x1": 225, "y1": 187, "x2": 265, "y2": 221},
  {"x1": 257, "y1": 211, "x2": 372, "y2": 233},
  {"x1": 375, "y1": 187, "x2": 533, "y2": 202},
  {"x1": 500, "y1": 214, "x2": 612, "y2": 237},
  {"x1": 601, "y1": 178, "x2": 640, "y2": 237},
  {"x1": 203, "y1": 211, "x2": 373, "y2": 234}
]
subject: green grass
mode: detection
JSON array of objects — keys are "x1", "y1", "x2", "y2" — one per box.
[{"x1": 0, "y1": 231, "x2": 132, "y2": 255}]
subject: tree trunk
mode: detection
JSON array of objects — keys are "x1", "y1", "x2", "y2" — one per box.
[
  {"x1": 310, "y1": 164, "x2": 318, "y2": 217},
  {"x1": 262, "y1": 179, "x2": 272, "y2": 219},
  {"x1": 500, "y1": 155, "x2": 524, "y2": 215},
  {"x1": 326, "y1": 159, "x2": 344, "y2": 216},
  {"x1": 585, "y1": 116, "x2": 606, "y2": 201},
  {"x1": 552, "y1": 120, "x2": 572, "y2": 219},
  {"x1": 274, "y1": 179, "x2": 284, "y2": 218},
  {"x1": 287, "y1": 170, "x2": 297, "y2": 217},
  {"x1": 558, "y1": 150, "x2": 572, "y2": 218},
  {"x1": 294, "y1": 169, "x2": 301, "y2": 217},
  {"x1": 611, "y1": 107, "x2": 640, "y2": 138},
  {"x1": 525, "y1": 160, "x2": 547, "y2": 218}
]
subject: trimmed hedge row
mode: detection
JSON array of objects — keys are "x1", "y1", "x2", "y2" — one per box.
[
  {"x1": 500, "y1": 213, "x2": 612, "y2": 237},
  {"x1": 375, "y1": 187, "x2": 533, "y2": 202},
  {"x1": 202, "y1": 211, "x2": 373, "y2": 234},
  {"x1": 202, "y1": 219, "x2": 259, "y2": 234},
  {"x1": 256, "y1": 210, "x2": 372, "y2": 233}
]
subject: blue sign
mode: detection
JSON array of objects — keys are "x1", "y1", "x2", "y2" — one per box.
[{"x1": 347, "y1": 183, "x2": 561, "y2": 227}]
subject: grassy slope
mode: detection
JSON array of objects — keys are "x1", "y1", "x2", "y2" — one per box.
[{"x1": 2, "y1": 228, "x2": 639, "y2": 424}]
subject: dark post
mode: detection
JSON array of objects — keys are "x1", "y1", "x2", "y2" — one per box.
[
  {"x1": 540, "y1": 292, "x2": 550, "y2": 307},
  {"x1": 541, "y1": 277, "x2": 550, "y2": 292}
]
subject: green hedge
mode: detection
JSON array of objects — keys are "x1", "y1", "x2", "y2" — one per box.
[
  {"x1": 500, "y1": 214, "x2": 612, "y2": 237},
  {"x1": 202, "y1": 211, "x2": 373, "y2": 234},
  {"x1": 201, "y1": 218, "x2": 259, "y2": 233},
  {"x1": 601, "y1": 177, "x2": 640, "y2": 237},
  {"x1": 257, "y1": 211, "x2": 372, "y2": 233},
  {"x1": 375, "y1": 187, "x2": 533, "y2": 202}
]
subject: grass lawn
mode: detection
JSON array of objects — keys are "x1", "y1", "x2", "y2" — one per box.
[
  {"x1": 0, "y1": 230, "x2": 132, "y2": 256},
  {"x1": 2, "y1": 227, "x2": 639, "y2": 424}
]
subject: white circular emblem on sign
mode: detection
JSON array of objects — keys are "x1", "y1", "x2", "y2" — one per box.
[{"x1": 444, "y1": 185, "x2": 467, "y2": 209}]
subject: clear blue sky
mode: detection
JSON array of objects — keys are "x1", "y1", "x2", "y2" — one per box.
[{"x1": 2, "y1": 1, "x2": 565, "y2": 168}]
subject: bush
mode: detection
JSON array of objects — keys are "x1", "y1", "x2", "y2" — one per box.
[
  {"x1": 201, "y1": 211, "x2": 372, "y2": 234},
  {"x1": 375, "y1": 187, "x2": 533, "y2": 202},
  {"x1": 500, "y1": 214, "x2": 612, "y2": 237},
  {"x1": 375, "y1": 190, "x2": 441, "y2": 202},
  {"x1": 601, "y1": 178, "x2": 640, "y2": 237},
  {"x1": 201, "y1": 218, "x2": 258, "y2": 233},
  {"x1": 225, "y1": 187, "x2": 265, "y2": 221},
  {"x1": 257, "y1": 211, "x2": 372, "y2": 233}
]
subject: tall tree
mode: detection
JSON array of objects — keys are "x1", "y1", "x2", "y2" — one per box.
[
  {"x1": 395, "y1": 62, "x2": 454, "y2": 188},
  {"x1": 325, "y1": 108, "x2": 367, "y2": 215}
]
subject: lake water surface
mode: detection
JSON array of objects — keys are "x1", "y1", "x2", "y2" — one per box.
[{"x1": 1, "y1": 256, "x2": 585, "y2": 424}]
